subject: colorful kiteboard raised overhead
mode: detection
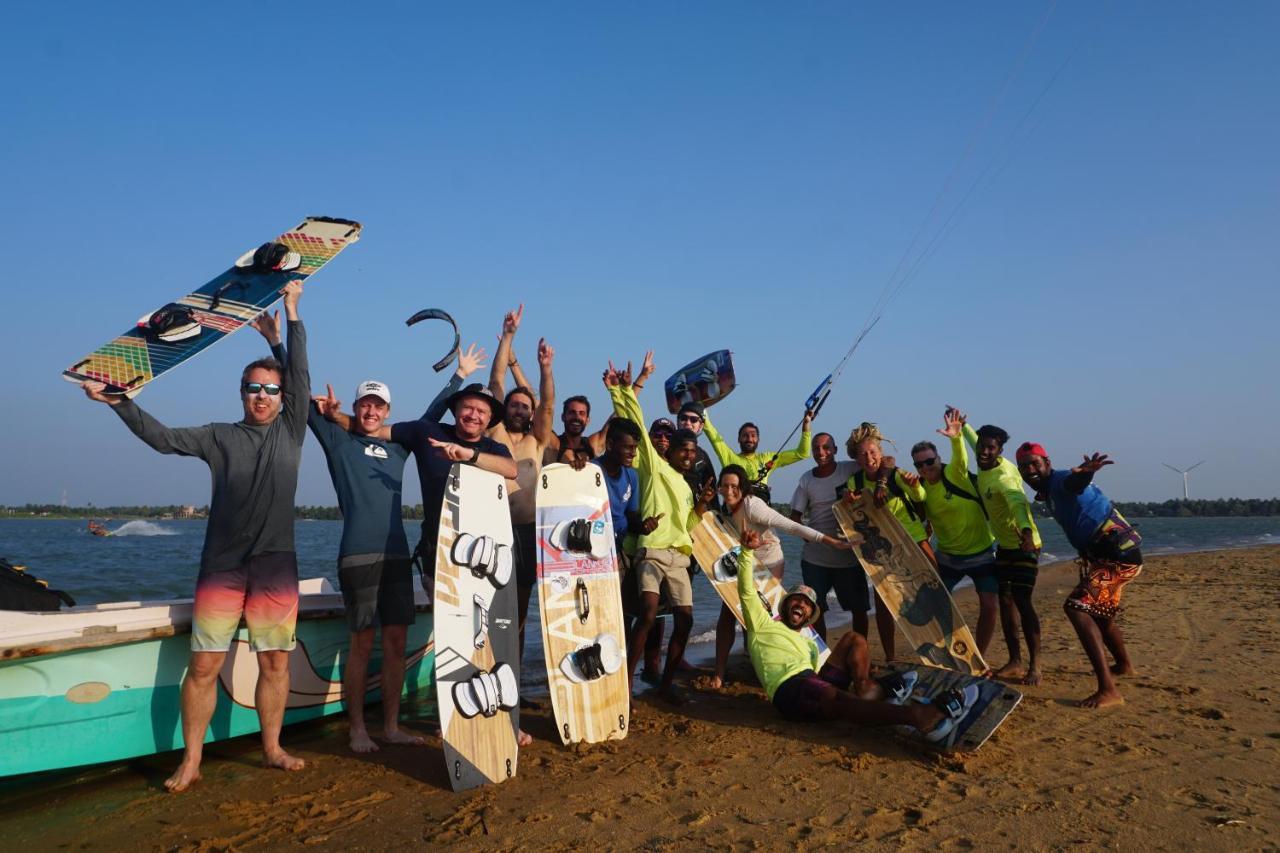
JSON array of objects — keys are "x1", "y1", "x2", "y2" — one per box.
[
  {"x1": 663, "y1": 349, "x2": 736, "y2": 414},
  {"x1": 62, "y1": 216, "x2": 362, "y2": 397},
  {"x1": 535, "y1": 463, "x2": 629, "y2": 746}
]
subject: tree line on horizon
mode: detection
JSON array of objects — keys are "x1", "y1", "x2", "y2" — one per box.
[{"x1": 3, "y1": 498, "x2": 1280, "y2": 520}]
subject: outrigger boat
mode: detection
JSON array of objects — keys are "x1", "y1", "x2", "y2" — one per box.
[{"x1": 0, "y1": 578, "x2": 434, "y2": 778}]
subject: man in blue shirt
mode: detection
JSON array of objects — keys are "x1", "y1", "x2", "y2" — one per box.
[{"x1": 1018, "y1": 442, "x2": 1143, "y2": 709}]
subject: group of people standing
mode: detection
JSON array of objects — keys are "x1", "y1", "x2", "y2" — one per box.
[{"x1": 81, "y1": 290, "x2": 1144, "y2": 791}]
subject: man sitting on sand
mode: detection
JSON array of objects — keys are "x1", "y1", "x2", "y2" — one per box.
[
  {"x1": 735, "y1": 528, "x2": 978, "y2": 741},
  {"x1": 1017, "y1": 443, "x2": 1143, "y2": 708},
  {"x1": 82, "y1": 282, "x2": 310, "y2": 792}
]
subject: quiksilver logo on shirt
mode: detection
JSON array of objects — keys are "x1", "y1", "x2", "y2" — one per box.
[{"x1": 364, "y1": 445, "x2": 389, "y2": 460}]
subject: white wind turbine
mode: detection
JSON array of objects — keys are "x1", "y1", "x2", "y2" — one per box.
[{"x1": 1162, "y1": 461, "x2": 1205, "y2": 500}]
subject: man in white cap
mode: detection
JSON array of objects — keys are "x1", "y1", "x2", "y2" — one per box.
[
  {"x1": 736, "y1": 529, "x2": 977, "y2": 741},
  {"x1": 309, "y1": 378, "x2": 423, "y2": 754}
]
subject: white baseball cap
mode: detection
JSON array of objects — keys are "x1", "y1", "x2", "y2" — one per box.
[{"x1": 354, "y1": 380, "x2": 391, "y2": 405}]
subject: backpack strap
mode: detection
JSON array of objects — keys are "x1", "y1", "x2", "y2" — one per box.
[{"x1": 939, "y1": 468, "x2": 988, "y2": 518}]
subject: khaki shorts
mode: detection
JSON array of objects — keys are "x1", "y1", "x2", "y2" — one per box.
[{"x1": 635, "y1": 547, "x2": 693, "y2": 608}]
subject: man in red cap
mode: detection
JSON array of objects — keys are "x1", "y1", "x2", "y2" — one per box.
[{"x1": 1017, "y1": 443, "x2": 1142, "y2": 708}]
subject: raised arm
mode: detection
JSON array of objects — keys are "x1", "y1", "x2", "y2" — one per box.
[
  {"x1": 489, "y1": 304, "x2": 522, "y2": 399},
  {"x1": 770, "y1": 411, "x2": 814, "y2": 470},
  {"x1": 84, "y1": 383, "x2": 215, "y2": 460},
  {"x1": 938, "y1": 409, "x2": 974, "y2": 482},
  {"x1": 251, "y1": 309, "x2": 286, "y2": 366},
  {"x1": 280, "y1": 282, "x2": 310, "y2": 442},
  {"x1": 736, "y1": 532, "x2": 771, "y2": 632},
  {"x1": 701, "y1": 411, "x2": 743, "y2": 468},
  {"x1": 424, "y1": 342, "x2": 487, "y2": 422},
  {"x1": 533, "y1": 338, "x2": 556, "y2": 446}
]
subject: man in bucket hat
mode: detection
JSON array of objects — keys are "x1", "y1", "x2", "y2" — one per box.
[{"x1": 737, "y1": 528, "x2": 978, "y2": 742}]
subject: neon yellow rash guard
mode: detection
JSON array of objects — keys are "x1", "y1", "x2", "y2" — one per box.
[
  {"x1": 738, "y1": 547, "x2": 818, "y2": 700},
  {"x1": 921, "y1": 433, "x2": 995, "y2": 556},
  {"x1": 963, "y1": 424, "x2": 1042, "y2": 550},
  {"x1": 702, "y1": 413, "x2": 810, "y2": 484},
  {"x1": 609, "y1": 385, "x2": 698, "y2": 554},
  {"x1": 846, "y1": 468, "x2": 928, "y2": 542}
]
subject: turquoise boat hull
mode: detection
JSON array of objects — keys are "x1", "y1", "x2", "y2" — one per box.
[{"x1": 0, "y1": 613, "x2": 434, "y2": 778}]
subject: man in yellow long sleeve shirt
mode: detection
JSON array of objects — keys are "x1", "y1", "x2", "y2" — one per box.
[
  {"x1": 607, "y1": 361, "x2": 704, "y2": 704},
  {"x1": 959, "y1": 411, "x2": 1044, "y2": 685},
  {"x1": 702, "y1": 410, "x2": 811, "y2": 503},
  {"x1": 736, "y1": 529, "x2": 976, "y2": 741}
]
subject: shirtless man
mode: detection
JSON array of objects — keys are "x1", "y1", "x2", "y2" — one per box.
[
  {"x1": 487, "y1": 305, "x2": 561, "y2": 667},
  {"x1": 82, "y1": 282, "x2": 309, "y2": 792}
]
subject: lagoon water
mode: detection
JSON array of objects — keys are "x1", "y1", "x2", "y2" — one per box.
[{"x1": 3, "y1": 516, "x2": 1277, "y2": 687}]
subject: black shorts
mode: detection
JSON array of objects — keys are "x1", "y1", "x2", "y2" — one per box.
[
  {"x1": 995, "y1": 547, "x2": 1040, "y2": 594},
  {"x1": 800, "y1": 559, "x2": 869, "y2": 614},
  {"x1": 771, "y1": 662, "x2": 853, "y2": 721},
  {"x1": 513, "y1": 521, "x2": 538, "y2": 589},
  {"x1": 338, "y1": 557, "x2": 416, "y2": 633}
]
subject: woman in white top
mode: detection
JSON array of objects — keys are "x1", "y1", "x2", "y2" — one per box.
[{"x1": 708, "y1": 464, "x2": 849, "y2": 687}]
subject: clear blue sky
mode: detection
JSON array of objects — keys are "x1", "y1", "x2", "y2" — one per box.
[{"x1": 2, "y1": 1, "x2": 1276, "y2": 506}]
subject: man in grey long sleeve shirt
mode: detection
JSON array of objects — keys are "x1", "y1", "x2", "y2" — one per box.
[{"x1": 82, "y1": 281, "x2": 309, "y2": 793}]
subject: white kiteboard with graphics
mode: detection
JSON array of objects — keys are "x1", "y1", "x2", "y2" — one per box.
[
  {"x1": 433, "y1": 463, "x2": 519, "y2": 791},
  {"x1": 536, "y1": 463, "x2": 629, "y2": 745}
]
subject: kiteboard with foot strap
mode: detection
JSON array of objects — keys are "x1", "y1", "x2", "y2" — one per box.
[
  {"x1": 62, "y1": 217, "x2": 361, "y2": 398},
  {"x1": 536, "y1": 463, "x2": 629, "y2": 745},
  {"x1": 433, "y1": 463, "x2": 519, "y2": 791}
]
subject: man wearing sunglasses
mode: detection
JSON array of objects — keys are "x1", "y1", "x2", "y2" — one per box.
[
  {"x1": 82, "y1": 281, "x2": 310, "y2": 793},
  {"x1": 911, "y1": 409, "x2": 998, "y2": 658}
]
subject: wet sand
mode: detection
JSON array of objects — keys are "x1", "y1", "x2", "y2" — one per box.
[{"x1": 3, "y1": 546, "x2": 1277, "y2": 850}]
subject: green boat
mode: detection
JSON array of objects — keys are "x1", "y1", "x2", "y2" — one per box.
[{"x1": 0, "y1": 578, "x2": 434, "y2": 778}]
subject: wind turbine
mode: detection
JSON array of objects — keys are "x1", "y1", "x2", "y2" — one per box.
[{"x1": 1162, "y1": 461, "x2": 1205, "y2": 500}]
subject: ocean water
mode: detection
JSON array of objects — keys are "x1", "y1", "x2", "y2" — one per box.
[{"x1": 3, "y1": 516, "x2": 1277, "y2": 687}]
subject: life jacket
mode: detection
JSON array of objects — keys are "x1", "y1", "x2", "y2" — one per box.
[
  {"x1": 854, "y1": 469, "x2": 925, "y2": 523},
  {"x1": 0, "y1": 558, "x2": 76, "y2": 611}
]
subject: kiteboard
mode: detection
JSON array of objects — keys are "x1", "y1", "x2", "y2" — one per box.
[
  {"x1": 664, "y1": 349, "x2": 736, "y2": 414},
  {"x1": 888, "y1": 664, "x2": 1021, "y2": 753},
  {"x1": 832, "y1": 497, "x2": 987, "y2": 675},
  {"x1": 433, "y1": 463, "x2": 520, "y2": 791},
  {"x1": 535, "y1": 463, "x2": 629, "y2": 745},
  {"x1": 690, "y1": 511, "x2": 830, "y2": 665},
  {"x1": 63, "y1": 216, "x2": 361, "y2": 397}
]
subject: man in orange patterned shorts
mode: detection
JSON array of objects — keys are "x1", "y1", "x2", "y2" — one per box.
[{"x1": 1017, "y1": 443, "x2": 1143, "y2": 709}]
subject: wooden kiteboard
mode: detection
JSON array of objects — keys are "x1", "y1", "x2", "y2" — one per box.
[
  {"x1": 888, "y1": 664, "x2": 1021, "y2": 753},
  {"x1": 832, "y1": 497, "x2": 986, "y2": 674},
  {"x1": 690, "y1": 511, "x2": 829, "y2": 665},
  {"x1": 63, "y1": 216, "x2": 361, "y2": 397},
  {"x1": 663, "y1": 349, "x2": 736, "y2": 414},
  {"x1": 433, "y1": 464, "x2": 520, "y2": 791},
  {"x1": 535, "y1": 463, "x2": 629, "y2": 746}
]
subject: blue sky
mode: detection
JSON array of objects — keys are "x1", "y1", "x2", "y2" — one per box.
[{"x1": 2, "y1": 1, "x2": 1276, "y2": 506}]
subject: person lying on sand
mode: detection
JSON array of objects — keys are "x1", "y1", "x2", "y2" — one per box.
[
  {"x1": 1018, "y1": 444, "x2": 1142, "y2": 708},
  {"x1": 735, "y1": 529, "x2": 978, "y2": 740}
]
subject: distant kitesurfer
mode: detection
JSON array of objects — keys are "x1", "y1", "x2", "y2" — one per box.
[
  {"x1": 911, "y1": 409, "x2": 998, "y2": 658},
  {"x1": 790, "y1": 432, "x2": 865, "y2": 641},
  {"x1": 83, "y1": 281, "x2": 311, "y2": 792},
  {"x1": 957, "y1": 410, "x2": 1044, "y2": 684},
  {"x1": 734, "y1": 528, "x2": 978, "y2": 741},
  {"x1": 1018, "y1": 443, "x2": 1142, "y2": 708}
]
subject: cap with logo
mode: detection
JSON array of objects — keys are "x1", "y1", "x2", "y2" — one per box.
[{"x1": 354, "y1": 380, "x2": 391, "y2": 406}]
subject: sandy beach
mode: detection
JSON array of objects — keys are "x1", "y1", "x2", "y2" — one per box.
[{"x1": 3, "y1": 546, "x2": 1276, "y2": 851}]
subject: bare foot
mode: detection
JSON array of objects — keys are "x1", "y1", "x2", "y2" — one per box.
[
  {"x1": 1079, "y1": 688, "x2": 1124, "y2": 709},
  {"x1": 1022, "y1": 668, "x2": 1043, "y2": 686},
  {"x1": 517, "y1": 729, "x2": 533, "y2": 747},
  {"x1": 163, "y1": 761, "x2": 202, "y2": 793},
  {"x1": 993, "y1": 660, "x2": 1026, "y2": 681},
  {"x1": 264, "y1": 749, "x2": 306, "y2": 771},
  {"x1": 705, "y1": 675, "x2": 724, "y2": 690},
  {"x1": 1109, "y1": 662, "x2": 1135, "y2": 676},
  {"x1": 349, "y1": 730, "x2": 380, "y2": 754},
  {"x1": 383, "y1": 728, "x2": 425, "y2": 747}
]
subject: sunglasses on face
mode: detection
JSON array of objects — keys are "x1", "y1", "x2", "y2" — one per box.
[
  {"x1": 677, "y1": 415, "x2": 702, "y2": 423},
  {"x1": 913, "y1": 457, "x2": 938, "y2": 468},
  {"x1": 242, "y1": 382, "x2": 282, "y2": 396}
]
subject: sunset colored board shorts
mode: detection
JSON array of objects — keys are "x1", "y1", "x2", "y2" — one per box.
[
  {"x1": 191, "y1": 552, "x2": 299, "y2": 652},
  {"x1": 1066, "y1": 554, "x2": 1142, "y2": 620}
]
